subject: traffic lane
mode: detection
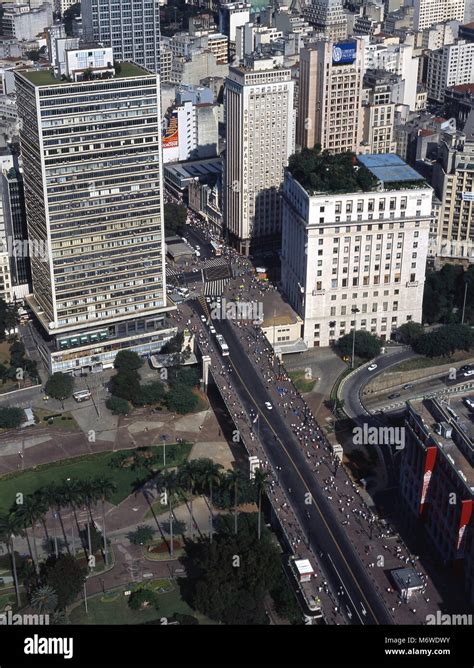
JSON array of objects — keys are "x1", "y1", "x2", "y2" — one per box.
[
  {"x1": 216, "y1": 318, "x2": 392, "y2": 625},
  {"x1": 342, "y1": 349, "x2": 417, "y2": 419}
]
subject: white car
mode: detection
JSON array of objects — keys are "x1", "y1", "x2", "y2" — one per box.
[
  {"x1": 367, "y1": 363, "x2": 378, "y2": 372},
  {"x1": 195, "y1": 245, "x2": 200, "y2": 250},
  {"x1": 209, "y1": 326, "x2": 216, "y2": 334},
  {"x1": 200, "y1": 315, "x2": 206, "y2": 323},
  {"x1": 264, "y1": 401, "x2": 272, "y2": 410}
]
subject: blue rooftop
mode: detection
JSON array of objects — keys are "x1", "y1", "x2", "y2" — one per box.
[{"x1": 358, "y1": 154, "x2": 425, "y2": 184}]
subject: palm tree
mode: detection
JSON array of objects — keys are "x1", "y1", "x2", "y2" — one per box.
[
  {"x1": 42, "y1": 483, "x2": 70, "y2": 555},
  {"x1": 158, "y1": 470, "x2": 178, "y2": 557},
  {"x1": 61, "y1": 478, "x2": 84, "y2": 557},
  {"x1": 253, "y1": 468, "x2": 270, "y2": 540},
  {"x1": 92, "y1": 477, "x2": 116, "y2": 567},
  {"x1": 226, "y1": 469, "x2": 244, "y2": 536},
  {"x1": 30, "y1": 585, "x2": 58, "y2": 614},
  {"x1": 12, "y1": 495, "x2": 42, "y2": 574},
  {"x1": 177, "y1": 463, "x2": 198, "y2": 540},
  {"x1": 79, "y1": 479, "x2": 101, "y2": 560},
  {"x1": 197, "y1": 461, "x2": 223, "y2": 543},
  {"x1": 0, "y1": 512, "x2": 23, "y2": 607},
  {"x1": 32, "y1": 491, "x2": 51, "y2": 549}
]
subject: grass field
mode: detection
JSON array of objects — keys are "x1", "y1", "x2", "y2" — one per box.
[
  {"x1": 391, "y1": 351, "x2": 473, "y2": 373},
  {"x1": 0, "y1": 443, "x2": 192, "y2": 513},
  {"x1": 288, "y1": 370, "x2": 316, "y2": 393},
  {"x1": 68, "y1": 579, "x2": 214, "y2": 625}
]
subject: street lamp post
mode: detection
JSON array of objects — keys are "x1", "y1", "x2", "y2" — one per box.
[
  {"x1": 161, "y1": 435, "x2": 168, "y2": 468},
  {"x1": 461, "y1": 278, "x2": 469, "y2": 325},
  {"x1": 351, "y1": 307, "x2": 360, "y2": 370}
]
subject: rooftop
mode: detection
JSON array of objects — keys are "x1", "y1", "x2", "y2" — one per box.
[
  {"x1": 18, "y1": 61, "x2": 150, "y2": 86},
  {"x1": 288, "y1": 149, "x2": 427, "y2": 196},
  {"x1": 358, "y1": 153, "x2": 426, "y2": 186}
]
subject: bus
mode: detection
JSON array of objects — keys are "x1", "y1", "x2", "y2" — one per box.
[
  {"x1": 210, "y1": 240, "x2": 223, "y2": 257},
  {"x1": 73, "y1": 390, "x2": 91, "y2": 402},
  {"x1": 215, "y1": 334, "x2": 229, "y2": 356}
]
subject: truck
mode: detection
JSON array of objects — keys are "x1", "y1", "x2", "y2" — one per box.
[{"x1": 215, "y1": 334, "x2": 229, "y2": 356}]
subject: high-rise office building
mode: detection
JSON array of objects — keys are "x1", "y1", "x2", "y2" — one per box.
[
  {"x1": 224, "y1": 56, "x2": 295, "y2": 255},
  {"x1": 281, "y1": 153, "x2": 432, "y2": 347},
  {"x1": 413, "y1": 0, "x2": 465, "y2": 31},
  {"x1": 304, "y1": 0, "x2": 348, "y2": 41},
  {"x1": 15, "y1": 54, "x2": 173, "y2": 374},
  {"x1": 81, "y1": 0, "x2": 161, "y2": 74},
  {"x1": 0, "y1": 166, "x2": 31, "y2": 298},
  {"x1": 361, "y1": 70, "x2": 397, "y2": 155},
  {"x1": 426, "y1": 39, "x2": 474, "y2": 103},
  {"x1": 297, "y1": 38, "x2": 365, "y2": 153}
]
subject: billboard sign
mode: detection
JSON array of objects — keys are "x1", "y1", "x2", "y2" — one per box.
[
  {"x1": 163, "y1": 112, "x2": 178, "y2": 148},
  {"x1": 332, "y1": 41, "x2": 357, "y2": 65}
]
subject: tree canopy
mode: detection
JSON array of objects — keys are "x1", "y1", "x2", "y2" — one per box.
[
  {"x1": 43, "y1": 554, "x2": 86, "y2": 610},
  {"x1": 164, "y1": 203, "x2": 187, "y2": 236},
  {"x1": 288, "y1": 147, "x2": 378, "y2": 195},
  {"x1": 412, "y1": 324, "x2": 474, "y2": 358},
  {"x1": 0, "y1": 406, "x2": 25, "y2": 429},
  {"x1": 423, "y1": 264, "x2": 474, "y2": 325},
  {"x1": 166, "y1": 382, "x2": 198, "y2": 414},
  {"x1": 336, "y1": 330, "x2": 382, "y2": 359},
  {"x1": 44, "y1": 373, "x2": 74, "y2": 401}
]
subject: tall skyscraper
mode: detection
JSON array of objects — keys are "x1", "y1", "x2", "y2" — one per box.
[
  {"x1": 304, "y1": 0, "x2": 347, "y2": 41},
  {"x1": 81, "y1": 0, "x2": 161, "y2": 73},
  {"x1": 15, "y1": 52, "x2": 173, "y2": 374},
  {"x1": 224, "y1": 56, "x2": 295, "y2": 255},
  {"x1": 297, "y1": 38, "x2": 365, "y2": 153}
]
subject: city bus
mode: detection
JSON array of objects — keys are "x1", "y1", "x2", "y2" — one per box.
[
  {"x1": 210, "y1": 240, "x2": 223, "y2": 257},
  {"x1": 73, "y1": 390, "x2": 91, "y2": 403},
  {"x1": 215, "y1": 334, "x2": 229, "y2": 356}
]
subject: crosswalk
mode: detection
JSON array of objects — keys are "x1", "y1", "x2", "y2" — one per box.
[
  {"x1": 166, "y1": 265, "x2": 182, "y2": 280},
  {"x1": 203, "y1": 279, "x2": 230, "y2": 296},
  {"x1": 201, "y1": 258, "x2": 228, "y2": 270}
]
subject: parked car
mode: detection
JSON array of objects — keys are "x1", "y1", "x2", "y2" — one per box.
[
  {"x1": 388, "y1": 392, "x2": 401, "y2": 400},
  {"x1": 403, "y1": 383, "x2": 413, "y2": 390}
]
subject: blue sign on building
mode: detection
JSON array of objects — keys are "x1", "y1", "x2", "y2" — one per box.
[{"x1": 332, "y1": 41, "x2": 357, "y2": 65}]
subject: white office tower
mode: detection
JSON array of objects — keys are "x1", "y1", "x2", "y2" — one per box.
[
  {"x1": 81, "y1": 0, "x2": 161, "y2": 73},
  {"x1": 281, "y1": 153, "x2": 432, "y2": 347},
  {"x1": 304, "y1": 0, "x2": 348, "y2": 41},
  {"x1": 426, "y1": 40, "x2": 474, "y2": 103},
  {"x1": 15, "y1": 56, "x2": 173, "y2": 374},
  {"x1": 224, "y1": 57, "x2": 295, "y2": 255},
  {"x1": 414, "y1": 0, "x2": 465, "y2": 31}
]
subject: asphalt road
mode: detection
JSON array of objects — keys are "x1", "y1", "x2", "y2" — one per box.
[{"x1": 192, "y1": 299, "x2": 392, "y2": 625}]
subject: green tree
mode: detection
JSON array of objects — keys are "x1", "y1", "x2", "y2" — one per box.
[
  {"x1": 164, "y1": 202, "x2": 187, "y2": 235},
  {"x1": 184, "y1": 513, "x2": 280, "y2": 624},
  {"x1": 109, "y1": 370, "x2": 141, "y2": 403},
  {"x1": 336, "y1": 330, "x2": 382, "y2": 359},
  {"x1": 44, "y1": 373, "x2": 74, "y2": 401},
  {"x1": 396, "y1": 321, "x2": 424, "y2": 346},
  {"x1": 30, "y1": 585, "x2": 58, "y2": 614},
  {"x1": 128, "y1": 525, "x2": 155, "y2": 546},
  {"x1": 0, "y1": 512, "x2": 23, "y2": 607},
  {"x1": 135, "y1": 380, "x2": 166, "y2": 406},
  {"x1": 412, "y1": 324, "x2": 474, "y2": 358},
  {"x1": 161, "y1": 331, "x2": 185, "y2": 354},
  {"x1": 0, "y1": 406, "x2": 25, "y2": 428},
  {"x1": 166, "y1": 383, "x2": 198, "y2": 414},
  {"x1": 128, "y1": 588, "x2": 160, "y2": 611},
  {"x1": 42, "y1": 484, "x2": 70, "y2": 556},
  {"x1": 93, "y1": 477, "x2": 116, "y2": 566},
  {"x1": 11, "y1": 495, "x2": 42, "y2": 574},
  {"x1": 114, "y1": 350, "x2": 143, "y2": 373},
  {"x1": 44, "y1": 554, "x2": 86, "y2": 609},
  {"x1": 106, "y1": 396, "x2": 131, "y2": 415},
  {"x1": 9, "y1": 340, "x2": 26, "y2": 368},
  {"x1": 167, "y1": 365, "x2": 199, "y2": 387},
  {"x1": 270, "y1": 573, "x2": 301, "y2": 623}
]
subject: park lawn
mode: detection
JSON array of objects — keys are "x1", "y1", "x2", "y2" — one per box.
[
  {"x1": 68, "y1": 581, "x2": 215, "y2": 625},
  {"x1": 288, "y1": 370, "x2": 316, "y2": 393},
  {"x1": 0, "y1": 443, "x2": 192, "y2": 513},
  {"x1": 33, "y1": 409, "x2": 79, "y2": 430}
]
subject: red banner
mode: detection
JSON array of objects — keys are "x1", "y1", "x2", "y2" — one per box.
[
  {"x1": 419, "y1": 446, "x2": 437, "y2": 514},
  {"x1": 457, "y1": 499, "x2": 473, "y2": 552}
]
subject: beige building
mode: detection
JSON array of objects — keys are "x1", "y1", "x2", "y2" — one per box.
[
  {"x1": 304, "y1": 0, "x2": 348, "y2": 41},
  {"x1": 297, "y1": 38, "x2": 365, "y2": 153},
  {"x1": 361, "y1": 70, "x2": 397, "y2": 154},
  {"x1": 414, "y1": 0, "x2": 465, "y2": 31},
  {"x1": 224, "y1": 56, "x2": 295, "y2": 254}
]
